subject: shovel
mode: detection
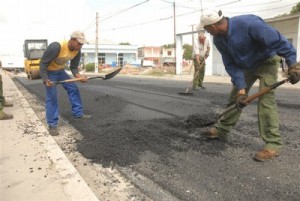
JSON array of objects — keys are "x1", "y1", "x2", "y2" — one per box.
[
  {"x1": 201, "y1": 77, "x2": 290, "y2": 127},
  {"x1": 53, "y1": 67, "x2": 122, "y2": 85}
]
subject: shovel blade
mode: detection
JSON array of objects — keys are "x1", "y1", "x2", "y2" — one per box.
[
  {"x1": 178, "y1": 92, "x2": 194, "y2": 96},
  {"x1": 103, "y1": 67, "x2": 122, "y2": 80}
]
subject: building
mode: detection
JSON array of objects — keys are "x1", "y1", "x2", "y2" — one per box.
[
  {"x1": 137, "y1": 46, "x2": 176, "y2": 67},
  {"x1": 81, "y1": 43, "x2": 138, "y2": 69},
  {"x1": 160, "y1": 47, "x2": 176, "y2": 66},
  {"x1": 137, "y1": 46, "x2": 160, "y2": 67}
]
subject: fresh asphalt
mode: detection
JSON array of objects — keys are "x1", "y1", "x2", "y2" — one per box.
[{"x1": 4, "y1": 71, "x2": 300, "y2": 201}]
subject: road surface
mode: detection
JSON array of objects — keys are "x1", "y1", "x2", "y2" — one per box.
[{"x1": 14, "y1": 74, "x2": 300, "y2": 201}]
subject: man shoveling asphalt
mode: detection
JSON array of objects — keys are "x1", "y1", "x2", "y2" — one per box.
[{"x1": 198, "y1": 8, "x2": 300, "y2": 162}]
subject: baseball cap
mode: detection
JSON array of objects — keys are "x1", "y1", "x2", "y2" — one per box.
[
  {"x1": 197, "y1": 8, "x2": 223, "y2": 30},
  {"x1": 70, "y1": 30, "x2": 87, "y2": 44}
]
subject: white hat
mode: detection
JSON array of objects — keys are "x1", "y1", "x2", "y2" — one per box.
[
  {"x1": 197, "y1": 8, "x2": 223, "y2": 30},
  {"x1": 70, "y1": 30, "x2": 87, "y2": 44}
]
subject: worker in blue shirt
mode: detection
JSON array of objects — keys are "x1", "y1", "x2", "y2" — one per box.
[{"x1": 198, "y1": 9, "x2": 300, "y2": 162}]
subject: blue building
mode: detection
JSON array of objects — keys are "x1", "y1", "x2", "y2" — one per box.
[{"x1": 81, "y1": 43, "x2": 138, "y2": 68}]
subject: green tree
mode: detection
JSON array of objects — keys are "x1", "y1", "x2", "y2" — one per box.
[
  {"x1": 162, "y1": 44, "x2": 175, "y2": 48},
  {"x1": 291, "y1": 2, "x2": 300, "y2": 14},
  {"x1": 119, "y1": 42, "x2": 131, "y2": 45},
  {"x1": 183, "y1": 44, "x2": 193, "y2": 60}
]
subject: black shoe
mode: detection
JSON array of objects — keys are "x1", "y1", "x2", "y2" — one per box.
[
  {"x1": 75, "y1": 114, "x2": 92, "y2": 119},
  {"x1": 199, "y1": 86, "x2": 206, "y2": 89},
  {"x1": 48, "y1": 126, "x2": 59, "y2": 136}
]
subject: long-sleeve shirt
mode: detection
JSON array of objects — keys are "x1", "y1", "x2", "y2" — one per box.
[
  {"x1": 40, "y1": 41, "x2": 81, "y2": 82},
  {"x1": 193, "y1": 38, "x2": 210, "y2": 58},
  {"x1": 213, "y1": 14, "x2": 297, "y2": 90}
]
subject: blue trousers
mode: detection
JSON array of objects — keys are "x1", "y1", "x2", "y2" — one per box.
[{"x1": 45, "y1": 70, "x2": 83, "y2": 127}]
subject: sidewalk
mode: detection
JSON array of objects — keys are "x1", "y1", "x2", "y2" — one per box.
[{"x1": 0, "y1": 72, "x2": 99, "y2": 201}]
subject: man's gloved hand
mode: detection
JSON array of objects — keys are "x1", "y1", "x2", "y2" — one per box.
[
  {"x1": 288, "y1": 62, "x2": 300, "y2": 84},
  {"x1": 236, "y1": 94, "x2": 248, "y2": 110}
]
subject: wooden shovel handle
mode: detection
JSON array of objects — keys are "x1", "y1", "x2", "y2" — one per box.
[
  {"x1": 218, "y1": 78, "x2": 289, "y2": 119},
  {"x1": 61, "y1": 77, "x2": 85, "y2": 83}
]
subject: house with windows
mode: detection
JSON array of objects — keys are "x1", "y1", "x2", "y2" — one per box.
[
  {"x1": 81, "y1": 43, "x2": 138, "y2": 69},
  {"x1": 81, "y1": 44, "x2": 176, "y2": 69},
  {"x1": 137, "y1": 46, "x2": 176, "y2": 67},
  {"x1": 160, "y1": 47, "x2": 176, "y2": 66},
  {"x1": 137, "y1": 46, "x2": 160, "y2": 66}
]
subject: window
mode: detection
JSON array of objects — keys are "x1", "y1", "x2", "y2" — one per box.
[{"x1": 98, "y1": 53, "x2": 105, "y2": 64}]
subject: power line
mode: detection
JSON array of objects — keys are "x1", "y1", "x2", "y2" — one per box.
[
  {"x1": 225, "y1": 3, "x2": 296, "y2": 14},
  {"x1": 100, "y1": 17, "x2": 171, "y2": 31},
  {"x1": 100, "y1": 0, "x2": 150, "y2": 22},
  {"x1": 220, "y1": 0, "x2": 281, "y2": 9},
  {"x1": 215, "y1": 0, "x2": 241, "y2": 8},
  {"x1": 94, "y1": 1, "x2": 297, "y2": 32},
  {"x1": 83, "y1": 18, "x2": 96, "y2": 32}
]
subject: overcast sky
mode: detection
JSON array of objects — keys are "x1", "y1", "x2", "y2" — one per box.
[{"x1": 0, "y1": 0, "x2": 298, "y2": 56}]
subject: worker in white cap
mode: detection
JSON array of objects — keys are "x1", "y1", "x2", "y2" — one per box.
[
  {"x1": 192, "y1": 30, "x2": 210, "y2": 89},
  {"x1": 198, "y1": 8, "x2": 299, "y2": 162}
]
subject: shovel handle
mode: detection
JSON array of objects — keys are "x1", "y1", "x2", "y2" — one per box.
[
  {"x1": 218, "y1": 78, "x2": 289, "y2": 119},
  {"x1": 244, "y1": 78, "x2": 288, "y2": 103},
  {"x1": 53, "y1": 77, "x2": 85, "y2": 85}
]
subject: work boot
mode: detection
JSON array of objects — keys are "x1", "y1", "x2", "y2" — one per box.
[
  {"x1": 48, "y1": 126, "x2": 59, "y2": 136},
  {"x1": 253, "y1": 148, "x2": 279, "y2": 162},
  {"x1": 199, "y1": 85, "x2": 206, "y2": 89},
  {"x1": 3, "y1": 101, "x2": 13, "y2": 107},
  {"x1": 202, "y1": 127, "x2": 219, "y2": 139},
  {"x1": 74, "y1": 114, "x2": 92, "y2": 119},
  {"x1": 0, "y1": 110, "x2": 13, "y2": 120}
]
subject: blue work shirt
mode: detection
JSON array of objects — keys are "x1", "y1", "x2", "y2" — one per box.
[{"x1": 213, "y1": 14, "x2": 297, "y2": 90}]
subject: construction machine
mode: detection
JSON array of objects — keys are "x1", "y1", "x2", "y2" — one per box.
[{"x1": 23, "y1": 39, "x2": 48, "y2": 79}]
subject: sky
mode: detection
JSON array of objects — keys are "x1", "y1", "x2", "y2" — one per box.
[{"x1": 0, "y1": 0, "x2": 298, "y2": 56}]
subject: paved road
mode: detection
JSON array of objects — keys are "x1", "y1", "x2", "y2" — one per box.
[{"x1": 14, "y1": 74, "x2": 300, "y2": 201}]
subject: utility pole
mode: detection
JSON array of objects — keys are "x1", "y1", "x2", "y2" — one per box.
[
  {"x1": 200, "y1": 0, "x2": 203, "y2": 12},
  {"x1": 190, "y1": 24, "x2": 196, "y2": 45},
  {"x1": 95, "y1": 12, "x2": 99, "y2": 74},
  {"x1": 173, "y1": 1, "x2": 176, "y2": 49},
  {"x1": 173, "y1": 1, "x2": 176, "y2": 74}
]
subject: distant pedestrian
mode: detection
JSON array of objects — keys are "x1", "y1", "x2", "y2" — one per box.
[
  {"x1": 39, "y1": 30, "x2": 92, "y2": 136},
  {"x1": 198, "y1": 8, "x2": 300, "y2": 162},
  {"x1": 192, "y1": 31, "x2": 210, "y2": 89}
]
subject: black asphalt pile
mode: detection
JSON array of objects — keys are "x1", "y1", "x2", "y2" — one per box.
[
  {"x1": 184, "y1": 113, "x2": 217, "y2": 127},
  {"x1": 75, "y1": 115, "x2": 216, "y2": 168}
]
